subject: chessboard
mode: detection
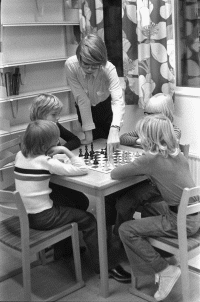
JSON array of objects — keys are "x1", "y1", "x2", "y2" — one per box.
[{"x1": 79, "y1": 143, "x2": 142, "y2": 174}]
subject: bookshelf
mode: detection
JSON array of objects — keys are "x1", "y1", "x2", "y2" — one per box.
[{"x1": 0, "y1": 0, "x2": 81, "y2": 141}]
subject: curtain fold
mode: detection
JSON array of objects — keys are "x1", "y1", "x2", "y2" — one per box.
[
  {"x1": 123, "y1": 0, "x2": 175, "y2": 107},
  {"x1": 177, "y1": 0, "x2": 200, "y2": 87},
  {"x1": 80, "y1": 0, "x2": 175, "y2": 107},
  {"x1": 80, "y1": 0, "x2": 104, "y2": 40}
]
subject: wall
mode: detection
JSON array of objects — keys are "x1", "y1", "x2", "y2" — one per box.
[{"x1": 174, "y1": 87, "x2": 200, "y2": 156}]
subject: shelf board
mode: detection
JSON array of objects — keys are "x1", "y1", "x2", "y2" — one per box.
[
  {"x1": 0, "y1": 57, "x2": 67, "y2": 68},
  {"x1": 0, "y1": 86, "x2": 71, "y2": 102},
  {"x1": 0, "y1": 114, "x2": 78, "y2": 137},
  {"x1": 2, "y1": 22, "x2": 80, "y2": 27}
]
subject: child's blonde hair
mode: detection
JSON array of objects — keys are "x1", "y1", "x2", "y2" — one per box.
[
  {"x1": 30, "y1": 93, "x2": 63, "y2": 121},
  {"x1": 145, "y1": 93, "x2": 174, "y2": 122},
  {"x1": 76, "y1": 34, "x2": 108, "y2": 66},
  {"x1": 136, "y1": 114, "x2": 179, "y2": 157},
  {"x1": 21, "y1": 120, "x2": 60, "y2": 157}
]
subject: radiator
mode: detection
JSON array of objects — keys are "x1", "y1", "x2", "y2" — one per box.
[{"x1": 188, "y1": 153, "x2": 200, "y2": 186}]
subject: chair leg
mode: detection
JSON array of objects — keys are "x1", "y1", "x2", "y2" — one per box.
[
  {"x1": 21, "y1": 246, "x2": 32, "y2": 301},
  {"x1": 129, "y1": 270, "x2": 157, "y2": 302},
  {"x1": 38, "y1": 250, "x2": 47, "y2": 265},
  {"x1": 71, "y1": 222, "x2": 84, "y2": 284},
  {"x1": 180, "y1": 255, "x2": 190, "y2": 302}
]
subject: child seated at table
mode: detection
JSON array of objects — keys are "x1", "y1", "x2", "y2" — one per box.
[
  {"x1": 111, "y1": 114, "x2": 200, "y2": 301},
  {"x1": 30, "y1": 93, "x2": 81, "y2": 151},
  {"x1": 120, "y1": 93, "x2": 181, "y2": 147},
  {"x1": 14, "y1": 120, "x2": 131, "y2": 283},
  {"x1": 113, "y1": 93, "x2": 181, "y2": 235}
]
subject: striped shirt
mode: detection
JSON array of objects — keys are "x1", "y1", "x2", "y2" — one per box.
[
  {"x1": 120, "y1": 125, "x2": 182, "y2": 147},
  {"x1": 14, "y1": 151, "x2": 88, "y2": 214},
  {"x1": 65, "y1": 55, "x2": 125, "y2": 132}
]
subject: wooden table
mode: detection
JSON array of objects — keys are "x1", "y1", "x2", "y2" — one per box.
[{"x1": 51, "y1": 139, "x2": 146, "y2": 298}]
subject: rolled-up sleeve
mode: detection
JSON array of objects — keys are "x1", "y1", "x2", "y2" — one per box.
[
  {"x1": 65, "y1": 58, "x2": 95, "y2": 131},
  {"x1": 107, "y1": 66, "x2": 125, "y2": 128}
]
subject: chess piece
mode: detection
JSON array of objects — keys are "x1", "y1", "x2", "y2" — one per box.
[
  {"x1": 90, "y1": 143, "x2": 95, "y2": 157},
  {"x1": 84, "y1": 145, "x2": 89, "y2": 158},
  {"x1": 93, "y1": 154, "x2": 99, "y2": 165},
  {"x1": 79, "y1": 148, "x2": 83, "y2": 157}
]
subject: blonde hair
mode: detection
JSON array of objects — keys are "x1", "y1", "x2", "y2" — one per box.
[
  {"x1": 30, "y1": 93, "x2": 63, "y2": 121},
  {"x1": 136, "y1": 114, "x2": 179, "y2": 157},
  {"x1": 145, "y1": 93, "x2": 174, "y2": 122},
  {"x1": 21, "y1": 120, "x2": 60, "y2": 157},
  {"x1": 76, "y1": 34, "x2": 107, "y2": 66}
]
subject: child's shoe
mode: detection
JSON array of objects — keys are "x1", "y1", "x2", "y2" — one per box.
[{"x1": 154, "y1": 265, "x2": 181, "y2": 301}]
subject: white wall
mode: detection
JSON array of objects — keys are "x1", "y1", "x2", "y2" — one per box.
[
  {"x1": 120, "y1": 104, "x2": 144, "y2": 135},
  {"x1": 174, "y1": 88, "x2": 200, "y2": 156}
]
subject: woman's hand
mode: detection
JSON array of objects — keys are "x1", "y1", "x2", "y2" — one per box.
[
  {"x1": 81, "y1": 130, "x2": 93, "y2": 145},
  {"x1": 107, "y1": 127, "x2": 120, "y2": 159}
]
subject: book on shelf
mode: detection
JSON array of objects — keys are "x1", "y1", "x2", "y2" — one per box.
[
  {"x1": 12, "y1": 67, "x2": 21, "y2": 95},
  {"x1": 3, "y1": 67, "x2": 21, "y2": 97},
  {"x1": 5, "y1": 72, "x2": 12, "y2": 96}
]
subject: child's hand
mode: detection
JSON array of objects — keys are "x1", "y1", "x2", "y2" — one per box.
[
  {"x1": 47, "y1": 145, "x2": 75, "y2": 159},
  {"x1": 136, "y1": 138, "x2": 141, "y2": 145},
  {"x1": 47, "y1": 146, "x2": 67, "y2": 157}
]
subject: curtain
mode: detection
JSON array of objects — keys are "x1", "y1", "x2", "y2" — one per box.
[
  {"x1": 177, "y1": 0, "x2": 200, "y2": 87},
  {"x1": 79, "y1": 0, "x2": 104, "y2": 40},
  {"x1": 123, "y1": 0, "x2": 175, "y2": 107},
  {"x1": 80, "y1": 0, "x2": 175, "y2": 107}
]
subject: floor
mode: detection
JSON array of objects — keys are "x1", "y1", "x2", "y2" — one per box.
[
  {"x1": 0, "y1": 198, "x2": 200, "y2": 302},
  {"x1": 0, "y1": 238, "x2": 200, "y2": 302}
]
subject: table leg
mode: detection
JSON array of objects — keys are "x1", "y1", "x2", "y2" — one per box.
[{"x1": 96, "y1": 194, "x2": 109, "y2": 298}]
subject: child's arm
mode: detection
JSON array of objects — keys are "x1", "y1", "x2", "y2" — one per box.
[
  {"x1": 111, "y1": 153, "x2": 148, "y2": 180},
  {"x1": 120, "y1": 130, "x2": 141, "y2": 147},
  {"x1": 47, "y1": 146, "x2": 88, "y2": 176},
  {"x1": 47, "y1": 145, "x2": 76, "y2": 159},
  {"x1": 57, "y1": 122, "x2": 81, "y2": 150}
]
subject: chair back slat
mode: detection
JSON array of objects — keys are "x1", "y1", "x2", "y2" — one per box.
[
  {"x1": 0, "y1": 155, "x2": 16, "y2": 170},
  {"x1": 0, "y1": 137, "x2": 21, "y2": 153},
  {"x1": 0, "y1": 190, "x2": 27, "y2": 217},
  {"x1": 179, "y1": 144, "x2": 190, "y2": 159}
]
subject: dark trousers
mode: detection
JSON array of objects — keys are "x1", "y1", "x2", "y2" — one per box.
[
  {"x1": 28, "y1": 183, "x2": 120, "y2": 272},
  {"x1": 75, "y1": 96, "x2": 113, "y2": 139},
  {"x1": 114, "y1": 180, "x2": 162, "y2": 236},
  {"x1": 28, "y1": 184, "x2": 100, "y2": 271}
]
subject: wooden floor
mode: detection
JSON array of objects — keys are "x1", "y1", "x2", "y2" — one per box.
[{"x1": 0, "y1": 240, "x2": 200, "y2": 302}]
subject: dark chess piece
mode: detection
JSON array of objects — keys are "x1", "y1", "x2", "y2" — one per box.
[
  {"x1": 101, "y1": 148, "x2": 104, "y2": 154},
  {"x1": 84, "y1": 152, "x2": 89, "y2": 159},
  {"x1": 90, "y1": 142, "x2": 95, "y2": 157},
  {"x1": 84, "y1": 145, "x2": 89, "y2": 158},
  {"x1": 93, "y1": 154, "x2": 99, "y2": 165},
  {"x1": 104, "y1": 144, "x2": 107, "y2": 158},
  {"x1": 79, "y1": 148, "x2": 83, "y2": 157}
]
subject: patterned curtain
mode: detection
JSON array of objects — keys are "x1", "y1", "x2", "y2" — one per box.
[
  {"x1": 123, "y1": 0, "x2": 175, "y2": 107},
  {"x1": 178, "y1": 0, "x2": 200, "y2": 87},
  {"x1": 80, "y1": 0, "x2": 175, "y2": 107},
  {"x1": 79, "y1": 0, "x2": 104, "y2": 40}
]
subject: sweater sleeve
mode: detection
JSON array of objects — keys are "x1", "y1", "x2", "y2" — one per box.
[
  {"x1": 107, "y1": 65, "x2": 125, "y2": 127},
  {"x1": 57, "y1": 123, "x2": 81, "y2": 151},
  {"x1": 111, "y1": 153, "x2": 150, "y2": 180},
  {"x1": 120, "y1": 129, "x2": 139, "y2": 147},
  {"x1": 47, "y1": 156, "x2": 88, "y2": 176}
]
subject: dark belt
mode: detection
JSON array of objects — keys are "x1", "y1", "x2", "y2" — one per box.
[{"x1": 169, "y1": 206, "x2": 198, "y2": 216}]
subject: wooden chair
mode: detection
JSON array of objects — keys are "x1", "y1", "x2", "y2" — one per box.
[
  {"x1": 0, "y1": 138, "x2": 85, "y2": 301},
  {"x1": 130, "y1": 186, "x2": 200, "y2": 302},
  {"x1": 179, "y1": 143, "x2": 190, "y2": 159},
  {"x1": 0, "y1": 136, "x2": 21, "y2": 184}
]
